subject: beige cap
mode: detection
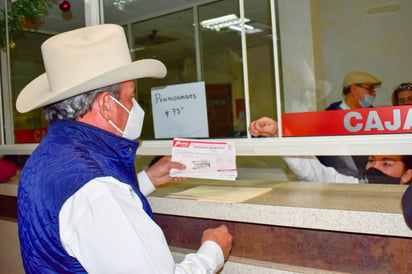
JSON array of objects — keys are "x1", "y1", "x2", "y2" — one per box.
[{"x1": 343, "y1": 71, "x2": 381, "y2": 87}]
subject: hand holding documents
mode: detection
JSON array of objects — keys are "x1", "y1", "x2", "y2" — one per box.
[{"x1": 169, "y1": 138, "x2": 238, "y2": 181}]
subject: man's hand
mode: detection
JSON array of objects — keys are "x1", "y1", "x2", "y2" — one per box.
[
  {"x1": 248, "y1": 116, "x2": 278, "y2": 137},
  {"x1": 201, "y1": 225, "x2": 233, "y2": 261},
  {"x1": 145, "y1": 156, "x2": 186, "y2": 187}
]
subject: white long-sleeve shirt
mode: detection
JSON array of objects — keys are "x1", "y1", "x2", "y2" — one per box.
[
  {"x1": 283, "y1": 156, "x2": 360, "y2": 184},
  {"x1": 59, "y1": 171, "x2": 224, "y2": 273}
]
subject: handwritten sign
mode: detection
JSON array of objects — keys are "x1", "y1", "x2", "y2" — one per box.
[
  {"x1": 281, "y1": 105, "x2": 412, "y2": 136},
  {"x1": 151, "y1": 82, "x2": 209, "y2": 139}
]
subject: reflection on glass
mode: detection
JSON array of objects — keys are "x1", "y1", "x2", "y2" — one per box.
[
  {"x1": 245, "y1": 0, "x2": 276, "y2": 124},
  {"x1": 129, "y1": 9, "x2": 197, "y2": 139},
  {"x1": 4, "y1": 0, "x2": 412, "y2": 144},
  {"x1": 105, "y1": 0, "x2": 256, "y2": 139},
  {"x1": 6, "y1": 0, "x2": 85, "y2": 143},
  {"x1": 278, "y1": 0, "x2": 412, "y2": 115},
  {"x1": 11, "y1": 33, "x2": 50, "y2": 143},
  {"x1": 199, "y1": 0, "x2": 243, "y2": 138}
]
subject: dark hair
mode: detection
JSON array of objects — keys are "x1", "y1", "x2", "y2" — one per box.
[
  {"x1": 44, "y1": 84, "x2": 120, "y2": 122},
  {"x1": 391, "y1": 83, "x2": 412, "y2": 106},
  {"x1": 401, "y1": 155, "x2": 412, "y2": 170},
  {"x1": 342, "y1": 85, "x2": 351, "y2": 95}
]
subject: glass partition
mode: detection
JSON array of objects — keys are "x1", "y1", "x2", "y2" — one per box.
[
  {"x1": 278, "y1": 0, "x2": 412, "y2": 134},
  {"x1": 129, "y1": 8, "x2": 197, "y2": 139},
  {"x1": 198, "y1": 0, "x2": 244, "y2": 138},
  {"x1": 0, "y1": 0, "x2": 411, "y2": 156},
  {"x1": 244, "y1": 0, "x2": 276, "y2": 123},
  {"x1": 2, "y1": 0, "x2": 85, "y2": 144}
]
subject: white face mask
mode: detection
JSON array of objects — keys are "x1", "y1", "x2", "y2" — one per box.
[
  {"x1": 107, "y1": 96, "x2": 145, "y2": 140},
  {"x1": 356, "y1": 93, "x2": 375, "y2": 108},
  {"x1": 358, "y1": 93, "x2": 375, "y2": 108}
]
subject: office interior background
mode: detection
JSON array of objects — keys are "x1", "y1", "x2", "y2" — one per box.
[
  {"x1": 1, "y1": 1, "x2": 412, "y2": 272},
  {"x1": 1, "y1": 0, "x2": 411, "y2": 174}
]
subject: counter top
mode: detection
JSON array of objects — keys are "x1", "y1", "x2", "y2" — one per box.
[
  {"x1": 0, "y1": 172, "x2": 19, "y2": 197},
  {"x1": 149, "y1": 178, "x2": 412, "y2": 238},
  {"x1": 2, "y1": 173, "x2": 411, "y2": 237}
]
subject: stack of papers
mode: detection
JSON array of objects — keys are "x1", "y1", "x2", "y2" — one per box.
[
  {"x1": 167, "y1": 185, "x2": 272, "y2": 203},
  {"x1": 169, "y1": 138, "x2": 238, "y2": 181}
]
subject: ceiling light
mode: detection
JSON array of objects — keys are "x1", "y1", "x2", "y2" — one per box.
[
  {"x1": 229, "y1": 24, "x2": 263, "y2": 34},
  {"x1": 107, "y1": 0, "x2": 138, "y2": 11},
  {"x1": 200, "y1": 14, "x2": 254, "y2": 32}
]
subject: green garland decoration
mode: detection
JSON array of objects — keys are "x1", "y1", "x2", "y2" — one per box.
[{"x1": 0, "y1": 0, "x2": 51, "y2": 50}]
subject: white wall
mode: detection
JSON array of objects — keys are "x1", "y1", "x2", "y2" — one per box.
[{"x1": 318, "y1": 0, "x2": 412, "y2": 108}]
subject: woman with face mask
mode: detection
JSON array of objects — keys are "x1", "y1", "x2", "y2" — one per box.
[
  {"x1": 280, "y1": 154, "x2": 412, "y2": 185},
  {"x1": 364, "y1": 155, "x2": 412, "y2": 184},
  {"x1": 249, "y1": 117, "x2": 412, "y2": 185}
]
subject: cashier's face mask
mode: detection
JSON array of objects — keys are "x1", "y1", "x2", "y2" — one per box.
[
  {"x1": 363, "y1": 167, "x2": 401, "y2": 184},
  {"x1": 358, "y1": 93, "x2": 375, "y2": 108},
  {"x1": 108, "y1": 96, "x2": 145, "y2": 140}
]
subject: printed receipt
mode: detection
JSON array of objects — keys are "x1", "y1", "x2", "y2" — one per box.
[{"x1": 169, "y1": 138, "x2": 238, "y2": 181}]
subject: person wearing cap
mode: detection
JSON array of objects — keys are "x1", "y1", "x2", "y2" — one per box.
[
  {"x1": 17, "y1": 24, "x2": 232, "y2": 273},
  {"x1": 325, "y1": 71, "x2": 382, "y2": 110},
  {"x1": 318, "y1": 71, "x2": 382, "y2": 178}
]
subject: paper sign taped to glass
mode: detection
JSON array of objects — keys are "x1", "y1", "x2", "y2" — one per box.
[{"x1": 170, "y1": 138, "x2": 238, "y2": 181}]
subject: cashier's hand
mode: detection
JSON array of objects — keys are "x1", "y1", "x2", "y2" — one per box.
[
  {"x1": 202, "y1": 225, "x2": 233, "y2": 261},
  {"x1": 146, "y1": 156, "x2": 186, "y2": 187},
  {"x1": 249, "y1": 116, "x2": 278, "y2": 137}
]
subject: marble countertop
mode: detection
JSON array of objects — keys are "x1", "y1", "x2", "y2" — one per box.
[
  {"x1": 149, "y1": 178, "x2": 412, "y2": 238},
  {"x1": 0, "y1": 172, "x2": 19, "y2": 197},
  {"x1": 2, "y1": 173, "x2": 411, "y2": 237}
]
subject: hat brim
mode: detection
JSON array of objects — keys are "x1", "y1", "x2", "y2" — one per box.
[{"x1": 16, "y1": 59, "x2": 166, "y2": 113}]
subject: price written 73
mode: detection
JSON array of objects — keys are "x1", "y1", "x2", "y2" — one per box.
[{"x1": 165, "y1": 107, "x2": 184, "y2": 117}]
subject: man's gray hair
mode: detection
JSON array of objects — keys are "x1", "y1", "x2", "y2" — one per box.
[{"x1": 44, "y1": 84, "x2": 120, "y2": 122}]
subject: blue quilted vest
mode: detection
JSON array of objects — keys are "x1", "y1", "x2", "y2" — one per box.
[{"x1": 18, "y1": 120, "x2": 152, "y2": 273}]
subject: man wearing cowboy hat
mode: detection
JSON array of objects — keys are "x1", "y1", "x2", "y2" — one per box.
[{"x1": 17, "y1": 24, "x2": 232, "y2": 273}]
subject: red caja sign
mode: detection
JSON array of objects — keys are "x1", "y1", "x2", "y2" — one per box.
[
  {"x1": 281, "y1": 105, "x2": 412, "y2": 136},
  {"x1": 14, "y1": 128, "x2": 48, "y2": 143}
]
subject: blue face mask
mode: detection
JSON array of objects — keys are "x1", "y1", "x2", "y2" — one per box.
[{"x1": 358, "y1": 93, "x2": 375, "y2": 108}]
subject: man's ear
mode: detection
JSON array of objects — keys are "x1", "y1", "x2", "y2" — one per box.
[
  {"x1": 401, "y1": 169, "x2": 412, "y2": 185},
  {"x1": 98, "y1": 92, "x2": 113, "y2": 120},
  {"x1": 349, "y1": 84, "x2": 357, "y2": 96}
]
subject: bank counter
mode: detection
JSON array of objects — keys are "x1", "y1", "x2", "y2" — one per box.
[{"x1": 1, "y1": 174, "x2": 412, "y2": 273}]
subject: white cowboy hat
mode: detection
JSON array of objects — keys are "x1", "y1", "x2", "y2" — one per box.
[{"x1": 16, "y1": 24, "x2": 167, "y2": 113}]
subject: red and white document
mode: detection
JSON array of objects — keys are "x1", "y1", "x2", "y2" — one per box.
[{"x1": 170, "y1": 138, "x2": 237, "y2": 181}]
